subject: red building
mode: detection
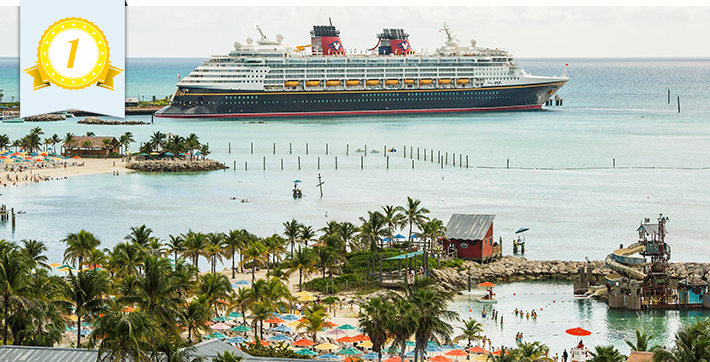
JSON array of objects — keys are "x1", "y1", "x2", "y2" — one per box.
[{"x1": 444, "y1": 214, "x2": 501, "y2": 263}]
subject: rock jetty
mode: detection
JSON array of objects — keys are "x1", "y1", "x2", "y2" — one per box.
[
  {"x1": 24, "y1": 114, "x2": 65, "y2": 122},
  {"x1": 78, "y1": 116, "x2": 149, "y2": 125},
  {"x1": 126, "y1": 159, "x2": 227, "y2": 172},
  {"x1": 430, "y1": 255, "x2": 710, "y2": 293}
]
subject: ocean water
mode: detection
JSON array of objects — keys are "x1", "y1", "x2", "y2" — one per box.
[{"x1": 1, "y1": 57, "x2": 710, "y2": 351}]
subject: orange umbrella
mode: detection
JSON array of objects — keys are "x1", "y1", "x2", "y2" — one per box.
[
  {"x1": 265, "y1": 317, "x2": 285, "y2": 324},
  {"x1": 445, "y1": 350, "x2": 468, "y2": 357},
  {"x1": 492, "y1": 350, "x2": 502, "y2": 356},
  {"x1": 384, "y1": 357, "x2": 408, "y2": 362},
  {"x1": 353, "y1": 334, "x2": 371, "y2": 342},
  {"x1": 336, "y1": 336, "x2": 359, "y2": 343},
  {"x1": 293, "y1": 338, "x2": 317, "y2": 347},
  {"x1": 477, "y1": 282, "x2": 496, "y2": 288},
  {"x1": 250, "y1": 340, "x2": 270, "y2": 346},
  {"x1": 72, "y1": 156, "x2": 81, "y2": 159},
  {"x1": 124, "y1": 306, "x2": 135, "y2": 313},
  {"x1": 430, "y1": 356, "x2": 453, "y2": 362},
  {"x1": 466, "y1": 346, "x2": 489, "y2": 354},
  {"x1": 565, "y1": 327, "x2": 591, "y2": 336},
  {"x1": 325, "y1": 321, "x2": 338, "y2": 328}
]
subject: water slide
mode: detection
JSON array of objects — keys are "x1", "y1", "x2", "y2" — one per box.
[{"x1": 604, "y1": 242, "x2": 647, "y2": 281}]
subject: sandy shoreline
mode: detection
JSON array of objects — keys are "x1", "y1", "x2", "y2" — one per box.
[{"x1": 1, "y1": 158, "x2": 131, "y2": 187}]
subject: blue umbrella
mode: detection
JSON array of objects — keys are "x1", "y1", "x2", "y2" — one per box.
[
  {"x1": 297, "y1": 349, "x2": 318, "y2": 356},
  {"x1": 164, "y1": 152, "x2": 174, "y2": 156},
  {"x1": 383, "y1": 237, "x2": 392, "y2": 242},
  {"x1": 228, "y1": 312, "x2": 242, "y2": 319},
  {"x1": 78, "y1": 328, "x2": 91, "y2": 336},
  {"x1": 317, "y1": 354, "x2": 341, "y2": 360},
  {"x1": 226, "y1": 336, "x2": 248, "y2": 344},
  {"x1": 361, "y1": 353, "x2": 379, "y2": 360},
  {"x1": 269, "y1": 334, "x2": 292, "y2": 341},
  {"x1": 395, "y1": 234, "x2": 406, "y2": 239},
  {"x1": 406, "y1": 341, "x2": 416, "y2": 347},
  {"x1": 426, "y1": 345, "x2": 444, "y2": 353},
  {"x1": 234, "y1": 280, "x2": 251, "y2": 285},
  {"x1": 270, "y1": 324, "x2": 294, "y2": 333},
  {"x1": 516, "y1": 228, "x2": 529, "y2": 234},
  {"x1": 443, "y1": 344, "x2": 465, "y2": 350},
  {"x1": 281, "y1": 314, "x2": 299, "y2": 321},
  {"x1": 405, "y1": 351, "x2": 417, "y2": 357},
  {"x1": 293, "y1": 180, "x2": 302, "y2": 183}
]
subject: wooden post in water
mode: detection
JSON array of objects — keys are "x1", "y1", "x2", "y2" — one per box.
[
  {"x1": 335, "y1": 156, "x2": 338, "y2": 170},
  {"x1": 446, "y1": 152, "x2": 448, "y2": 165},
  {"x1": 281, "y1": 159, "x2": 284, "y2": 170},
  {"x1": 386, "y1": 156, "x2": 389, "y2": 169},
  {"x1": 668, "y1": 89, "x2": 671, "y2": 104},
  {"x1": 318, "y1": 157, "x2": 320, "y2": 170},
  {"x1": 364, "y1": 145, "x2": 367, "y2": 156},
  {"x1": 263, "y1": 157, "x2": 266, "y2": 170},
  {"x1": 466, "y1": 155, "x2": 469, "y2": 168},
  {"x1": 417, "y1": 148, "x2": 419, "y2": 160},
  {"x1": 244, "y1": 162, "x2": 247, "y2": 170},
  {"x1": 613, "y1": 158, "x2": 615, "y2": 168},
  {"x1": 250, "y1": 142, "x2": 253, "y2": 154},
  {"x1": 440, "y1": 156, "x2": 443, "y2": 169},
  {"x1": 459, "y1": 154, "x2": 462, "y2": 168},
  {"x1": 437, "y1": 151, "x2": 440, "y2": 163},
  {"x1": 326, "y1": 143, "x2": 328, "y2": 155},
  {"x1": 453, "y1": 153, "x2": 455, "y2": 166},
  {"x1": 412, "y1": 160, "x2": 414, "y2": 169},
  {"x1": 346, "y1": 144, "x2": 349, "y2": 156},
  {"x1": 317, "y1": 173, "x2": 325, "y2": 198},
  {"x1": 298, "y1": 156, "x2": 301, "y2": 170},
  {"x1": 410, "y1": 146, "x2": 412, "y2": 159},
  {"x1": 273, "y1": 143, "x2": 276, "y2": 154},
  {"x1": 228, "y1": 142, "x2": 231, "y2": 154},
  {"x1": 424, "y1": 148, "x2": 427, "y2": 161},
  {"x1": 233, "y1": 160, "x2": 236, "y2": 170},
  {"x1": 306, "y1": 143, "x2": 309, "y2": 154},
  {"x1": 404, "y1": 146, "x2": 406, "y2": 158},
  {"x1": 361, "y1": 156, "x2": 364, "y2": 169},
  {"x1": 289, "y1": 143, "x2": 292, "y2": 154},
  {"x1": 677, "y1": 96, "x2": 681, "y2": 113},
  {"x1": 507, "y1": 158, "x2": 510, "y2": 169},
  {"x1": 384, "y1": 145, "x2": 386, "y2": 157}
]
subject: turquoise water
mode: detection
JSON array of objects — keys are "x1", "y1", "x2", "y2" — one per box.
[
  {"x1": 2, "y1": 58, "x2": 710, "y2": 350},
  {"x1": 454, "y1": 281, "x2": 709, "y2": 356}
]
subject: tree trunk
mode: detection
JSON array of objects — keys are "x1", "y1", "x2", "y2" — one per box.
[
  {"x1": 252, "y1": 264, "x2": 256, "y2": 283},
  {"x1": 3, "y1": 296, "x2": 8, "y2": 345},
  {"x1": 408, "y1": 221, "x2": 413, "y2": 251},
  {"x1": 299, "y1": 270, "x2": 303, "y2": 292},
  {"x1": 77, "y1": 315, "x2": 81, "y2": 347},
  {"x1": 400, "y1": 339, "x2": 406, "y2": 362},
  {"x1": 232, "y1": 251, "x2": 236, "y2": 279}
]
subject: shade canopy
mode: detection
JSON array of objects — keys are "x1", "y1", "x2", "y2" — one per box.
[
  {"x1": 566, "y1": 327, "x2": 592, "y2": 336},
  {"x1": 269, "y1": 334, "x2": 292, "y2": 341},
  {"x1": 337, "y1": 324, "x2": 358, "y2": 331},
  {"x1": 353, "y1": 334, "x2": 371, "y2": 342},
  {"x1": 298, "y1": 295, "x2": 318, "y2": 302},
  {"x1": 225, "y1": 336, "x2": 248, "y2": 344},
  {"x1": 478, "y1": 282, "x2": 496, "y2": 288},
  {"x1": 336, "y1": 336, "x2": 358, "y2": 343},
  {"x1": 358, "y1": 341, "x2": 374, "y2": 348},
  {"x1": 230, "y1": 325, "x2": 251, "y2": 332},
  {"x1": 445, "y1": 350, "x2": 468, "y2": 356},
  {"x1": 466, "y1": 346, "x2": 489, "y2": 354},
  {"x1": 316, "y1": 353, "x2": 341, "y2": 360},
  {"x1": 384, "y1": 357, "x2": 409, "y2": 362},
  {"x1": 282, "y1": 314, "x2": 300, "y2": 321},
  {"x1": 326, "y1": 329, "x2": 346, "y2": 336},
  {"x1": 296, "y1": 349, "x2": 318, "y2": 356},
  {"x1": 234, "y1": 280, "x2": 251, "y2": 285},
  {"x1": 49, "y1": 263, "x2": 62, "y2": 268},
  {"x1": 315, "y1": 343, "x2": 339, "y2": 350},
  {"x1": 293, "y1": 338, "x2": 317, "y2": 347},
  {"x1": 426, "y1": 345, "x2": 445, "y2": 353},
  {"x1": 210, "y1": 323, "x2": 230, "y2": 330},
  {"x1": 265, "y1": 317, "x2": 285, "y2": 324},
  {"x1": 337, "y1": 347, "x2": 362, "y2": 355},
  {"x1": 385, "y1": 251, "x2": 423, "y2": 260},
  {"x1": 360, "y1": 352, "x2": 379, "y2": 360},
  {"x1": 516, "y1": 228, "x2": 529, "y2": 234},
  {"x1": 271, "y1": 324, "x2": 294, "y2": 333},
  {"x1": 430, "y1": 356, "x2": 453, "y2": 362}
]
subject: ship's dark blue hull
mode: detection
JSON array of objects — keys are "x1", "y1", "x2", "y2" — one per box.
[{"x1": 156, "y1": 81, "x2": 566, "y2": 118}]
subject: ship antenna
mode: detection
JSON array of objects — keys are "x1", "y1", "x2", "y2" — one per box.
[
  {"x1": 256, "y1": 25, "x2": 267, "y2": 40},
  {"x1": 441, "y1": 22, "x2": 453, "y2": 42},
  {"x1": 329, "y1": 17, "x2": 333, "y2": 26}
]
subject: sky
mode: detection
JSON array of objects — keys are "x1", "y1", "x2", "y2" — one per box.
[{"x1": 1, "y1": 7, "x2": 710, "y2": 58}]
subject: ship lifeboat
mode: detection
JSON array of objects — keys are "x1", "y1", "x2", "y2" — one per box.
[
  {"x1": 284, "y1": 81, "x2": 299, "y2": 87},
  {"x1": 419, "y1": 79, "x2": 433, "y2": 85},
  {"x1": 385, "y1": 79, "x2": 399, "y2": 86},
  {"x1": 456, "y1": 79, "x2": 470, "y2": 85},
  {"x1": 345, "y1": 80, "x2": 360, "y2": 86},
  {"x1": 403, "y1": 79, "x2": 415, "y2": 84},
  {"x1": 438, "y1": 79, "x2": 452, "y2": 85},
  {"x1": 306, "y1": 81, "x2": 321, "y2": 87},
  {"x1": 326, "y1": 80, "x2": 341, "y2": 87},
  {"x1": 366, "y1": 80, "x2": 380, "y2": 86}
]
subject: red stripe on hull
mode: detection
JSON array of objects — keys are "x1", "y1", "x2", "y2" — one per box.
[{"x1": 156, "y1": 104, "x2": 542, "y2": 118}]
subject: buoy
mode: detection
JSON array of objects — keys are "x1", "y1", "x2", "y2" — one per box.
[
  {"x1": 553, "y1": 301, "x2": 555, "y2": 303},
  {"x1": 540, "y1": 308, "x2": 543, "y2": 310},
  {"x1": 469, "y1": 309, "x2": 472, "y2": 312},
  {"x1": 513, "y1": 293, "x2": 516, "y2": 296}
]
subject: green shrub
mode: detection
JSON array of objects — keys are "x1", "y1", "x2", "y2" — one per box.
[{"x1": 240, "y1": 339, "x2": 307, "y2": 358}]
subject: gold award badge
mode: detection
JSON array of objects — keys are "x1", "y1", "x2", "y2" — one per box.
[{"x1": 24, "y1": 17, "x2": 123, "y2": 91}]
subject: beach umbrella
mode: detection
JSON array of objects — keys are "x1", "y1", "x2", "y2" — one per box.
[
  {"x1": 149, "y1": 152, "x2": 160, "y2": 156},
  {"x1": 228, "y1": 312, "x2": 242, "y2": 319},
  {"x1": 250, "y1": 340, "x2": 270, "y2": 346},
  {"x1": 234, "y1": 280, "x2": 251, "y2": 286},
  {"x1": 470, "y1": 355, "x2": 488, "y2": 362},
  {"x1": 337, "y1": 347, "x2": 362, "y2": 355},
  {"x1": 298, "y1": 295, "x2": 318, "y2": 302},
  {"x1": 49, "y1": 263, "x2": 61, "y2": 268},
  {"x1": 230, "y1": 325, "x2": 251, "y2": 332},
  {"x1": 124, "y1": 306, "x2": 136, "y2": 313},
  {"x1": 443, "y1": 344, "x2": 465, "y2": 350},
  {"x1": 295, "y1": 291, "x2": 314, "y2": 297},
  {"x1": 337, "y1": 323, "x2": 358, "y2": 331},
  {"x1": 286, "y1": 321, "x2": 300, "y2": 328},
  {"x1": 0, "y1": 156, "x2": 5, "y2": 159},
  {"x1": 316, "y1": 353, "x2": 340, "y2": 360},
  {"x1": 353, "y1": 334, "x2": 370, "y2": 342},
  {"x1": 565, "y1": 327, "x2": 591, "y2": 336},
  {"x1": 466, "y1": 346, "x2": 489, "y2": 354},
  {"x1": 326, "y1": 329, "x2": 346, "y2": 337},
  {"x1": 78, "y1": 328, "x2": 91, "y2": 336},
  {"x1": 72, "y1": 156, "x2": 81, "y2": 159},
  {"x1": 270, "y1": 324, "x2": 294, "y2": 333},
  {"x1": 360, "y1": 352, "x2": 379, "y2": 360},
  {"x1": 430, "y1": 356, "x2": 452, "y2": 362},
  {"x1": 325, "y1": 321, "x2": 338, "y2": 328},
  {"x1": 395, "y1": 234, "x2": 406, "y2": 239},
  {"x1": 139, "y1": 153, "x2": 148, "y2": 156},
  {"x1": 294, "y1": 338, "x2": 317, "y2": 347},
  {"x1": 163, "y1": 152, "x2": 174, "y2": 156},
  {"x1": 212, "y1": 316, "x2": 228, "y2": 322},
  {"x1": 336, "y1": 336, "x2": 358, "y2": 343},
  {"x1": 24, "y1": 159, "x2": 33, "y2": 162},
  {"x1": 516, "y1": 228, "x2": 529, "y2": 234},
  {"x1": 210, "y1": 323, "x2": 230, "y2": 330},
  {"x1": 226, "y1": 336, "x2": 248, "y2": 344},
  {"x1": 426, "y1": 345, "x2": 445, "y2": 353},
  {"x1": 406, "y1": 341, "x2": 415, "y2": 347},
  {"x1": 296, "y1": 349, "x2": 318, "y2": 356},
  {"x1": 478, "y1": 282, "x2": 496, "y2": 288},
  {"x1": 265, "y1": 317, "x2": 285, "y2": 324},
  {"x1": 383, "y1": 357, "x2": 408, "y2": 362},
  {"x1": 293, "y1": 180, "x2": 302, "y2": 183},
  {"x1": 281, "y1": 314, "x2": 299, "y2": 321},
  {"x1": 315, "y1": 342, "x2": 339, "y2": 350},
  {"x1": 358, "y1": 341, "x2": 374, "y2": 348},
  {"x1": 269, "y1": 334, "x2": 292, "y2": 341},
  {"x1": 445, "y1": 350, "x2": 468, "y2": 357}
]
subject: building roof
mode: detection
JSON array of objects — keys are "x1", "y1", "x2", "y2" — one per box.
[
  {"x1": 63, "y1": 136, "x2": 118, "y2": 149},
  {"x1": 125, "y1": 97, "x2": 139, "y2": 103},
  {"x1": 445, "y1": 214, "x2": 495, "y2": 241},
  {"x1": 0, "y1": 346, "x2": 97, "y2": 362},
  {"x1": 191, "y1": 339, "x2": 251, "y2": 359},
  {"x1": 637, "y1": 223, "x2": 667, "y2": 236},
  {"x1": 626, "y1": 351, "x2": 653, "y2": 362}
]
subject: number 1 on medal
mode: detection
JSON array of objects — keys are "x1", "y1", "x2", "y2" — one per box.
[{"x1": 67, "y1": 39, "x2": 79, "y2": 68}]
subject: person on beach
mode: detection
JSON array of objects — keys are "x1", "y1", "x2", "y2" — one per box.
[{"x1": 562, "y1": 349, "x2": 568, "y2": 362}]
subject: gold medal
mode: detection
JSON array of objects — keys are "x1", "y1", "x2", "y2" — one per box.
[{"x1": 24, "y1": 17, "x2": 122, "y2": 91}]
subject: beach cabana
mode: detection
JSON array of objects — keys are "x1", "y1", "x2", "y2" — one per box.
[{"x1": 444, "y1": 214, "x2": 501, "y2": 263}]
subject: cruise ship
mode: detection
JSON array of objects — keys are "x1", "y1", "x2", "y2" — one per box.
[{"x1": 155, "y1": 22, "x2": 568, "y2": 118}]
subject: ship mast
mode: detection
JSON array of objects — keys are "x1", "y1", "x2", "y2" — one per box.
[{"x1": 256, "y1": 25, "x2": 267, "y2": 41}]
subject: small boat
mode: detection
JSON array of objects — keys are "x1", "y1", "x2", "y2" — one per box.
[
  {"x1": 292, "y1": 188, "x2": 303, "y2": 199},
  {"x1": 476, "y1": 281, "x2": 497, "y2": 303},
  {"x1": 370, "y1": 149, "x2": 380, "y2": 154},
  {"x1": 355, "y1": 149, "x2": 366, "y2": 153},
  {"x1": 1, "y1": 118, "x2": 24, "y2": 123},
  {"x1": 476, "y1": 296, "x2": 497, "y2": 304}
]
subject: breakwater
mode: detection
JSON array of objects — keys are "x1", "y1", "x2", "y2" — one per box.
[
  {"x1": 431, "y1": 256, "x2": 710, "y2": 292},
  {"x1": 126, "y1": 159, "x2": 227, "y2": 172},
  {"x1": 24, "y1": 114, "x2": 64, "y2": 122},
  {"x1": 78, "y1": 116, "x2": 149, "y2": 125}
]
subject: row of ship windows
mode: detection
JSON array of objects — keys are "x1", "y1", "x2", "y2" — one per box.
[
  {"x1": 205, "y1": 63, "x2": 509, "y2": 68},
  {"x1": 222, "y1": 91, "x2": 499, "y2": 100},
  {"x1": 217, "y1": 95, "x2": 510, "y2": 105}
]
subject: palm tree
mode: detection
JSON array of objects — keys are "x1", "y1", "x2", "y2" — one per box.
[
  {"x1": 652, "y1": 320, "x2": 710, "y2": 362},
  {"x1": 288, "y1": 247, "x2": 315, "y2": 291},
  {"x1": 198, "y1": 272, "x2": 231, "y2": 314},
  {"x1": 387, "y1": 298, "x2": 419, "y2": 362},
  {"x1": 62, "y1": 229, "x2": 101, "y2": 269},
  {"x1": 108, "y1": 241, "x2": 145, "y2": 277},
  {"x1": 146, "y1": 238, "x2": 166, "y2": 257},
  {"x1": 408, "y1": 281, "x2": 458, "y2": 362},
  {"x1": 263, "y1": 234, "x2": 286, "y2": 275},
  {"x1": 359, "y1": 211, "x2": 386, "y2": 253},
  {"x1": 283, "y1": 219, "x2": 301, "y2": 255},
  {"x1": 454, "y1": 319, "x2": 484, "y2": 348},
  {"x1": 319, "y1": 221, "x2": 341, "y2": 238},
  {"x1": 92, "y1": 305, "x2": 156, "y2": 362},
  {"x1": 314, "y1": 246, "x2": 338, "y2": 289},
  {"x1": 359, "y1": 297, "x2": 392, "y2": 362},
  {"x1": 338, "y1": 221, "x2": 359, "y2": 253},
  {"x1": 20, "y1": 239, "x2": 50, "y2": 270},
  {"x1": 154, "y1": 339, "x2": 208, "y2": 362},
  {"x1": 205, "y1": 232, "x2": 226, "y2": 274},
  {"x1": 513, "y1": 341, "x2": 550, "y2": 362},
  {"x1": 228, "y1": 287, "x2": 251, "y2": 326},
  {"x1": 126, "y1": 224, "x2": 155, "y2": 248},
  {"x1": 50, "y1": 134, "x2": 61, "y2": 154},
  {"x1": 64, "y1": 270, "x2": 110, "y2": 347},
  {"x1": 0, "y1": 134, "x2": 10, "y2": 151},
  {"x1": 240, "y1": 241, "x2": 267, "y2": 283},
  {"x1": 120, "y1": 131, "x2": 135, "y2": 153},
  {"x1": 85, "y1": 131, "x2": 95, "y2": 137},
  {"x1": 182, "y1": 230, "x2": 208, "y2": 267},
  {"x1": 381, "y1": 205, "x2": 404, "y2": 247},
  {"x1": 421, "y1": 218, "x2": 447, "y2": 252},
  {"x1": 213, "y1": 351, "x2": 243, "y2": 362},
  {"x1": 589, "y1": 345, "x2": 626, "y2": 362},
  {"x1": 298, "y1": 304, "x2": 330, "y2": 341},
  {"x1": 150, "y1": 131, "x2": 167, "y2": 152},
  {"x1": 487, "y1": 347, "x2": 516, "y2": 362},
  {"x1": 224, "y1": 229, "x2": 245, "y2": 279},
  {"x1": 396, "y1": 197, "x2": 430, "y2": 249},
  {"x1": 167, "y1": 234, "x2": 186, "y2": 263},
  {"x1": 626, "y1": 329, "x2": 654, "y2": 352},
  {"x1": 249, "y1": 301, "x2": 272, "y2": 340},
  {"x1": 63, "y1": 132, "x2": 75, "y2": 154},
  {"x1": 180, "y1": 296, "x2": 211, "y2": 342},
  {"x1": 0, "y1": 245, "x2": 33, "y2": 345},
  {"x1": 300, "y1": 225, "x2": 316, "y2": 251}
]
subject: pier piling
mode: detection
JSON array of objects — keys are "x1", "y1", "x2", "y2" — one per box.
[
  {"x1": 361, "y1": 156, "x2": 364, "y2": 169},
  {"x1": 245, "y1": 162, "x2": 247, "y2": 171},
  {"x1": 365, "y1": 145, "x2": 367, "y2": 157},
  {"x1": 384, "y1": 145, "x2": 386, "y2": 157},
  {"x1": 417, "y1": 148, "x2": 420, "y2": 160},
  {"x1": 440, "y1": 156, "x2": 443, "y2": 169},
  {"x1": 386, "y1": 156, "x2": 389, "y2": 169},
  {"x1": 250, "y1": 142, "x2": 253, "y2": 154},
  {"x1": 424, "y1": 148, "x2": 427, "y2": 161},
  {"x1": 677, "y1": 96, "x2": 681, "y2": 113},
  {"x1": 326, "y1": 143, "x2": 328, "y2": 155},
  {"x1": 233, "y1": 160, "x2": 236, "y2": 170},
  {"x1": 668, "y1": 88, "x2": 671, "y2": 104},
  {"x1": 437, "y1": 151, "x2": 440, "y2": 164},
  {"x1": 431, "y1": 150, "x2": 433, "y2": 162},
  {"x1": 507, "y1": 158, "x2": 510, "y2": 169},
  {"x1": 453, "y1": 153, "x2": 455, "y2": 166},
  {"x1": 298, "y1": 156, "x2": 301, "y2": 170},
  {"x1": 289, "y1": 143, "x2": 292, "y2": 154},
  {"x1": 466, "y1": 155, "x2": 469, "y2": 168},
  {"x1": 281, "y1": 159, "x2": 284, "y2": 170},
  {"x1": 318, "y1": 157, "x2": 320, "y2": 170},
  {"x1": 412, "y1": 160, "x2": 414, "y2": 169},
  {"x1": 404, "y1": 146, "x2": 406, "y2": 158},
  {"x1": 263, "y1": 157, "x2": 266, "y2": 170},
  {"x1": 306, "y1": 143, "x2": 309, "y2": 155},
  {"x1": 446, "y1": 152, "x2": 448, "y2": 165},
  {"x1": 346, "y1": 144, "x2": 349, "y2": 156},
  {"x1": 459, "y1": 154, "x2": 462, "y2": 167},
  {"x1": 335, "y1": 156, "x2": 338, "y2": 170},
  {"x1": 273, "y1": 143, "x2": 276, "y2": 154},
  {"x1": 410, "y1": 147, "x2": 413, "y2": 159},
  {"x1": 228, "y1": 142, "x2": 231, "y2": 154}
]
